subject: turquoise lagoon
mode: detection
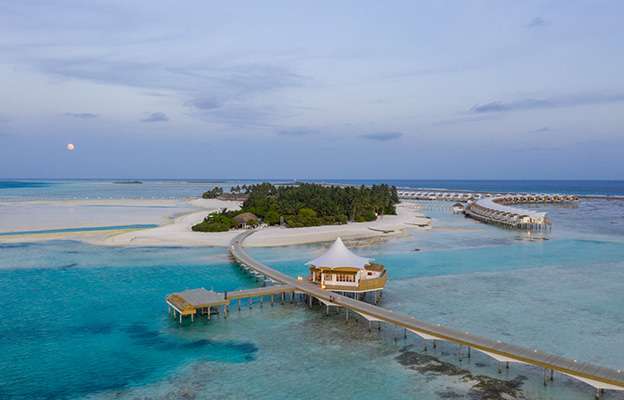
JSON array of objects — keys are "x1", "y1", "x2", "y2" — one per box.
[{"x1": 1, "y1": 187, "x2": 624, "y2": 398}]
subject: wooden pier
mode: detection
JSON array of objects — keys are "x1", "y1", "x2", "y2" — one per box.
[
  {"x1": 398, "y1": 190, "x2": 579, "y2": 230},
  {"x1": 165, "y1": 230, "x2": 623, "y2": 397},
  {"x1": 226, "y1": 230, "x2": 624, "y2": 398},
  {"x1": 397, "y1": 190, "x2": 579, "y2": 203},
  {"x1": 166, "y1": 285, "x2": 295, "y2": 323}
]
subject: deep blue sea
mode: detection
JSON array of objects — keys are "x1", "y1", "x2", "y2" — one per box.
[
  {"x1": 0, "y1": 180, "x2": 623, "y2": 399},
  {"x1": 1, "y1": 179, "x2": 624, "y2": 200}
]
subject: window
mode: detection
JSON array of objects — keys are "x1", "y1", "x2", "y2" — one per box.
[{"x1": 336, "y1": 273, "x2": 354, "y2": 282}]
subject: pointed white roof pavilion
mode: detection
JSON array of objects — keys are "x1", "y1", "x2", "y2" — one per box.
[{"x1": 305, "y1": 237, "x2": 372, "y2": 269}]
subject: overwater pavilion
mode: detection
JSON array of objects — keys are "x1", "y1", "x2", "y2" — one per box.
[
  {"x1": 306, "y1": 237, "x2": 387, "y2": 302},
  {"x1": 166, "y1": 288, "x2": 227, "y2": 323}
]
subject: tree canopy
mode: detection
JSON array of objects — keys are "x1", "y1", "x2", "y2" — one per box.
[
  {"x1": 193, "y1": 182, "x2": 399, "y2": 231},
  {"x1": 201, "y1": 187, "x2": 223, "y2": 199},
  {"x1": 191, "y1": 208, "x2": 258, "y2": 232},
  {"x1": 242, "y1": 183, "x2": 398, "y2": 227}
]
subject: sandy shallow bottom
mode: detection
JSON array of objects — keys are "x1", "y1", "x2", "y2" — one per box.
[
  {"x1": 0, "y1": 198, "x2": 431, "y2": 247},
  {"x1": 2, "y1": 199, "x2": 624, "y2": 399}
]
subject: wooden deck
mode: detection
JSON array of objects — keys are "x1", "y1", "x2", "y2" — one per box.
[
  {"x1": 321, "y1": 270, "x2": 387, "y2": 293},
  {"x1": 166, "y1": 285, "x2": 295, "y2": 322},
  {"x1": 230, "y1": 230, "x2": 624, "y2": 395}
]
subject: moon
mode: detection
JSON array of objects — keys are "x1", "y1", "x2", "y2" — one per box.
[{"x1": 66, "y1": 143, "x2": 76, "y2": 151}]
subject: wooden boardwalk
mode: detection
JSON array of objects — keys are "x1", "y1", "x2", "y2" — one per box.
[
  {"x1": 166, "y1": 285, "x2": 295, "y2": 322},
  {"x1": 230, "y1": 230, "x2": 624, "y2": 397}
]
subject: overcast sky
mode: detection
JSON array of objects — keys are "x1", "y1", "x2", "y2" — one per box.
[{"x1": 1, "y1": 1, "x2": 623, "y2": 179}]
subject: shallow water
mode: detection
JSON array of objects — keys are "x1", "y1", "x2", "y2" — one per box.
[{"x1": 1, "y1": 183, "x2": 624, "y2": 399}]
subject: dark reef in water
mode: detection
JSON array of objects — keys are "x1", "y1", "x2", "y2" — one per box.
[{"x1": 396, "y1": 347, "x2": 527, "y2": 400}]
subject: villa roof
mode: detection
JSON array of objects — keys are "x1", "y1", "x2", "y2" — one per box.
[
  {"x1": 476, "y1": 198, "x2": 547, "y2": 219},
  {"x1": 305, "y1": 237, "x2": 372, "y2": 269},
  {"x1": 233, "y1": 212, "x2": 258, "y2": 225},
  {"x1": 168, "y1": 288, "x2": 226, "y2": 309}
]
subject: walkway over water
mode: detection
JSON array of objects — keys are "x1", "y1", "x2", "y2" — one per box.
[
  {"x1": 229, "y1": 230, "x2": 624, "y2": 397},
  {"x1": 166, "y1": 285, "x2": 295, "y2": 322},
  {"x1": 398, "y1": 190, "x2": 579, "y2": 230}
]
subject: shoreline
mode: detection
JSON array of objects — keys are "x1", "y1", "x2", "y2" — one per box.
[
  {"x1": 0, "y1": 197, "x2": 431, "y2": 247},
  {"x1": 95, "y1": 201, "x2": 430, "y2": 248}
]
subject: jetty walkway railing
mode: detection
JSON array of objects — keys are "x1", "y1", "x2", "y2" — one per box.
[
  {"x1": 398, "y1": 190, "x2": 579, "y2": 230},
  {"x1": 229, "y1": 230, "x2": 624, "y2": 398}
]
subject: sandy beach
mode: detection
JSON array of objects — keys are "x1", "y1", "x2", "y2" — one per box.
[
  {"x1": 97, "y1": 200, "x2": 430, "y2": 247},
  {"x1": 0, "y1": 197, "x2": 431, "y2": 247}
]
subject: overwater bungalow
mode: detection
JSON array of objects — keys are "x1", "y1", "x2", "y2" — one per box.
[
  {"x1": 306, "y1": 237, "x2": 387, "y2": 300},
  {"x1": 452, "y1": 202, "x2": 465, "y2": 213}
]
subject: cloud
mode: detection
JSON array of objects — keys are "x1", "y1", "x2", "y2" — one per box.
[
  {"x1": 359, "y1": 132, "x2": 403, "y2": 141},
  {"x1": 277, "y1": 128, "x2": 317, "y2": 137},
  {"x1": 530, "y1": 127, "x2": 550, "y2": 133},
  {"x1": 38, "y1": 57, "x2": 304, "y2": 99},
  {"x1": 513, "y1": 145, "x2": 561, "y2": 153},
  {"x1": 470, "y1": 92, "x2": 624, "y2": 114},
  {"x1": 64, "y1": 112, "x2": 98, "y2": 119},
  {"x1": 190, "y1": 98, "x2": 222, "y2": 110},
  {"x1": 141, "y1": 112, "x2": 169, "y2": 123},
  {"x1": 471, "y1": 99, "x2": 552, "y2": 113},
  {"x1": 434, "y1": 114, "x2": 501, "y2": 126},
  {"x1": 527, "y1": 17, "x2": 548, "y2": 28},
  {"x1": 35, "y1": 57, "x2": 306, "y2": 128}
]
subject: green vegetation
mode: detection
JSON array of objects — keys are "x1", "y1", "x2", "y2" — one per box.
[
  {"x1": 201, "y1": 187, "x2": 224, "y2": 199},
  {"x1": 191, "y1": 208, "x2": 259, "y2": 232},
  {"x1": 242, "y1": 182, "x2": 398, "y2": 227},
  {"x1": 193, "y1": 183, "x2": 399, "y2": 231}
]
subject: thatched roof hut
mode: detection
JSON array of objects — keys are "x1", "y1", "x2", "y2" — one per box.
[{"x1": 233, "y1": 212, "x2": 258, "y2": 228}]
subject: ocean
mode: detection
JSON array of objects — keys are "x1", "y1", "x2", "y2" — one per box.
[
  {"x1": 0, "y1": 179, "x2": 623, "y2": 399},
  {"x1": 2, "y1": 179, "x2": 624, "y2": 200}
]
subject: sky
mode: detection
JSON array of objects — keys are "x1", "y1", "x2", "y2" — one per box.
[{"x1": 1, "y1": 1, "x2": 623, "y2": 179}]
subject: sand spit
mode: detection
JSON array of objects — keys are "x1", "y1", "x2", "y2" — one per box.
[
  {"x1": 96, "y1": 201, "x2": 429, "y2": 248},
  {"x1": 0, "y1": 197, "x2": 430, "y2": 248}
]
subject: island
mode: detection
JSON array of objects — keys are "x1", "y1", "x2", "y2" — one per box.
[{"x1": 192, "y1": 183, "x2": 399, "y2": 232}]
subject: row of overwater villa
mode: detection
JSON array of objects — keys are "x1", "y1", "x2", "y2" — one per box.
[
  {"x1": 398, "y1": 190, "x2": 579, "y2": 230},
  {"x1": 398, "y1": 190, "x2": 578, "y2": 202}
]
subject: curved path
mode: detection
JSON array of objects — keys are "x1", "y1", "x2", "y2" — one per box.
[{"x1": 231, "y1": 230, "x2": 624, "y2": 396}]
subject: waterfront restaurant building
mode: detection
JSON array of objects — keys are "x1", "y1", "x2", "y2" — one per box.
[{"x1": 306, "y1": 237, "x2": 387, "y2": 296}]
